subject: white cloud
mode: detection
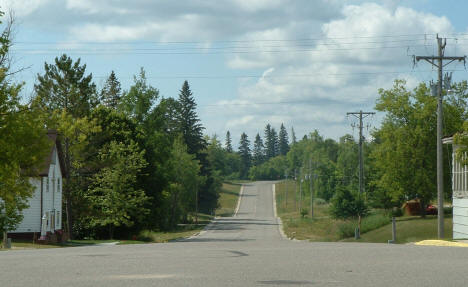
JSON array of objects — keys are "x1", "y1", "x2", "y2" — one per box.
[
  {"x1": 0, "y1": 0, "x2": 49, "y2": 17},
  {"x1": 202, "y1": 2, "x2": 457, "y2": 141}
]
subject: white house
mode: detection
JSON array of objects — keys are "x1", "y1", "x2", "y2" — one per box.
[
  {"x1": 9, "y1": 130, "x2": 66, "y2": 242},
  {"x1": 443, "y1": 136, "x2": 468, "y2": 239}
]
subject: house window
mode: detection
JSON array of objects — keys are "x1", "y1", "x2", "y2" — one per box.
[
  {"x1": 57, "y1": 178, "x2": 61, "y2": 192},
  {"x1": 56, "y1": 211, "x2": 60, "y2": 227},
  {"x1": 46, "y1": 177, "x2": 50, "y2": 192}
]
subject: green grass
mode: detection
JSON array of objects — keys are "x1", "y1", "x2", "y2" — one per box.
[
  {"x1": 215, "y1": 182, "x2": 242, "y2": 217},
  {"x1": 342, "y1": 216, "x2": 453, "y2": 243},
  {"x1": 275, "y1": 180, "x2": 450, "y2": 243}
]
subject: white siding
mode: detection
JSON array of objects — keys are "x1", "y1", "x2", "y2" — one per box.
[
  {"x1": 11, "y1": 178, "x2": 42, "y2": 233},
  {"x1": 453, "y1": 198, "x2": 468, "y2": 239},
  {"x1": 11, "y1": 144, "x2": 64, "y2": 234}
]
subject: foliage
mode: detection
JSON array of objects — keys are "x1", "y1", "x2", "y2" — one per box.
[
  {"x1": 120, "y1": 68, "x2": 159, "y2": 123},
  {"x1": 35, "y1": 54, "x2": 97, "y2": 119},
  {"x1": 0, "y1": 12, "x2": 50, "y2": 233},
  {"x1": 86, "y1": 141, "x2": 149, "y2": 238},
  {"x1": 370, "y1": 80, "x2": 466, "y2": 210},
  {"x1": 249, "y1": 155, "x2": 287, "y2": 180},
  {"x1": 279, "y1": 123, "x2": 289, "y2": 155},
  {"x1": 225, "y1": 131, "x2": 233, "y2": 153},
  {"x1": 238, "y1": 132, "x2": 251, "y2": 179},
  {"x1": 329, "y1": 186, "x2": 369, "y2": 220},
  {"x1": 100, "y1": 70, "x2": 122, "y2": 108},
  {"x1": 252, "y1": 133, "x2": 265, "y2": 166}
]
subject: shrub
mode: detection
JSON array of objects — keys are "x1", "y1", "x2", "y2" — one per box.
[
  {"x1": 444, "y1": 206, "x2": 453, "y2": 215},
  {"x1": 391, "y1": 207, "x2": 403, "y2": 217},
  {"x1": 329, "y1": 186, "x2": 369, "y2": 220},
  {"x1": 336, "y1": 213, "x2": 390, "y2": 239},
  {"x1": 300, "y1": 208, "x2": 309, "y2": 218},
  {"x1": 314, "y1": 198, "x2": 327, "y2": 205}
]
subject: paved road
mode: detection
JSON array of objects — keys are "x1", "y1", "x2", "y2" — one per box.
[{"x1": 1, "y1": 181, "x2": 468, "y2": 286}]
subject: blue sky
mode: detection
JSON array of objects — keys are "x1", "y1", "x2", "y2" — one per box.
[{"x1": 2, "y1": 0, "x2": 468, "y2": 148}]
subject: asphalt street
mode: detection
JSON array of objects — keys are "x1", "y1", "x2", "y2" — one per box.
[{"x1": 1, "y1": 181, "x2": 467, "y2": 287}]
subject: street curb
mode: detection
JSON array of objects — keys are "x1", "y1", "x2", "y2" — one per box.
[
  {"x1": 273, "y1": 183, "x2": 288, "y2": 240},
  {"x1": 234, "y1": 185, "x2": 244, "y2": 217},
  {"x1": 414, "y1": 240, "x2": 468, "y2": 247}
]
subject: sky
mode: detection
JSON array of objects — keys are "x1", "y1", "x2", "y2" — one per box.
[{"x1": 2, "y1": 0, "x2": 468, "y2": 148}]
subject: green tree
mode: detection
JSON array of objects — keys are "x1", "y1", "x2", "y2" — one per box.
[
  {"x1": 164, "y1": 137, "x2": 203, "y2": 228},
  {"x1": 279, "y1": 123, "x2": 289, "y2": 155},
  {"x1": 238, "y1": 132, "x2": 251, "y2": 179},
  {"x1": 225, "y1": 131, "x2": 233, "y2": 153},
  {"x1": 86, "y1": 141, "x2": 149, "y2": 239},
  {"x1": 0, "y1": 16, "x2": 50, "y2": 233},
  {"x1": 264, "y1": 124, "x2": 275, "y2": 160},
  {"x1": 253, "y1": 133, "x2": 265, "y2": 166},
  {"x1": 35, "y1": 54, "x2": 97, "y2": 119},
  {"x1": 120, "y1": 68, "x2": 159, "y2": 123},
  {"x1": 176, "y1": 80, "x2": 205, "y2": 155},
  {"x1": 370, "y1": 80, "x2": 466, "y2": 212},
  {"x1": 34, "y1": 54, "x2": 98, "y2": 239},
  {"x1": 100, "y1": 70, "x2": 122, "y2": 108},
  {"x1": 329, "y1": 186, "x2": 368, "y2": 220}
]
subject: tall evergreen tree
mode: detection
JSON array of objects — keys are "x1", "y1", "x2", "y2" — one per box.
[
  {"x1": 176, "y1": 80, "x2": 205, "y2": 155},
  {"x1": 238, "y1": 132, "x2": 251, "y2": 179},
  {"x1": 253, "y1": 133, "x2": 265, "y2": 166},
  {"x1": 35, "y1": 54, "x2": 97, "y2": 119},
  {"x1": 271, "y1": 127, "x2": 279, "y2": 157},
  {"x1": 279, "y1": 123, "x2": 289, "y2": 155},
  {"x1": 264, "y1": 124, "x2": 275, "y2": 160},
  {"x1": 225, "y1": 130, "x2": 233, "y2": 153},
  {"x1": 100, "y1": 70, "x2": 122, "y2": 109}
]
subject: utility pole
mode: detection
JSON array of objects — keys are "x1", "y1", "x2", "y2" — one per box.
[
  {"x1": 294, "y1": 169, "x2": 297, "y2": 211},
  {"x1": 347, "y1": 110, "x2": 375, "y2": 238},
  {"x1": 414, "y1": 35, "x2": 466, "y2": 239},
  {"x1": 284, "y1": 172, "x2": 288, "y2": 209},
  {"x1": 347, "y1": 110, "x2": 375, "y2": 195},
  {"x1": 309, "y1": 158, "x2": 314, "y2": 218}
]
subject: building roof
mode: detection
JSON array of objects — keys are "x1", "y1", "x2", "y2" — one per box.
[{"x1": 38, "y1": 130, "x2": 67, "y2": 177}]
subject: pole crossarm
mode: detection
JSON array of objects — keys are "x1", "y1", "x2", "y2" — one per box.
[{"x1": 415, "y1": 56, "x2": 466, "y2": 68}]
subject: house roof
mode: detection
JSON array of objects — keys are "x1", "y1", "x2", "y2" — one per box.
[{"x1": 38, "y1": 130, "x2": 67, "y2": 177}]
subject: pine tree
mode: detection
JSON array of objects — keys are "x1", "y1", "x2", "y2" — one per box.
[
  {"x1": 35, "y1": 54, "x2": 97, "y2": 119},
  {"x1": 176, "y1": 80, "x2": 205, "y2": 155},
  {"x1": 271, "y1": 127, "x2": 279, "y2": 157},
  {"x1": 279, "y1": 123, "x2": 289, "y2": 155},
  {"x1": 225, "y1": 130, "x2": 233, "y2": 153},
  {"x1": 100, "y1": 70, "x2": 122, "y2": 108},
  {"x1": 253, "y1": 133, "x2": 265, "y2": 166},
  {"x1": 264, "y1": 124, "x2": 275, "y2": 160},
  {"x1": 238, "y1": 132, "x2": 251, "y2": 179}
]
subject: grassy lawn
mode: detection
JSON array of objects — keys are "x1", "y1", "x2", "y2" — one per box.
[
  {"x1": 215, "y1": 182, "x2": 242, "y2": 217},
  {"x1": 342, "y1": 216, "x2": 453, "y2": 243},
  {"x1": 275, "y1": 180, "x2": 451, "y2": 243}
]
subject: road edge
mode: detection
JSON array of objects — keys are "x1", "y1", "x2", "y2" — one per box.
[
  {"x1": 273, "y1": 183, "x2": 288, "y2": 240},
  {"x1": 234, "y1": 184, "x2": 244, "y2": 217}
]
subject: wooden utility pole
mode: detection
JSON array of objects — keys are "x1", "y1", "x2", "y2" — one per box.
[
  {"x1": 347, "y1": 110, "x2": 375, "y2": 238},
  {"x1": 414, "y1": 35, "x2": 466, "y2": 239}
]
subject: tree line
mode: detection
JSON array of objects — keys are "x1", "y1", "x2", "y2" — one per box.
[
  {"x1": 229, "y1": 79, "x2": 468, "y2": 216},
  {"x1": 1, "y1": 14, "x2": 223, "y2": 239}
]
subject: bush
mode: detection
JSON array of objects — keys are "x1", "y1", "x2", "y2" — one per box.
[
  {"x1": 314, "y1": 198, "x2": 327, "y2": 205},
  {"x1": 300, "y1": 208, "x2": 309, "y2": 218},
  {"x1": 444, "y1": 206, "x2": 453, "y2": 215},
  {"x1": 391, "y1": 207, "x2": 403, "y2": 217},
  {"x1": 329, "y1": 186, "x2": 369, "y2": 220},
  {"x1": 336, "y1": 213, "x2": 390, "y2": 239}
]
